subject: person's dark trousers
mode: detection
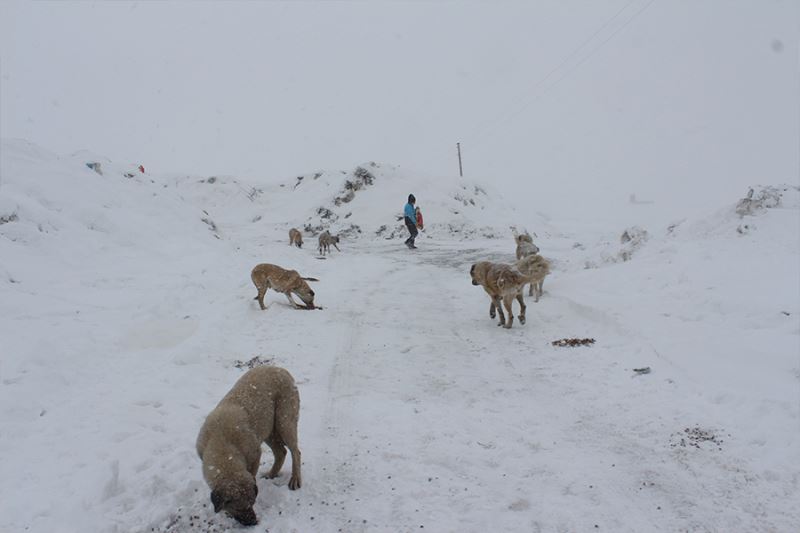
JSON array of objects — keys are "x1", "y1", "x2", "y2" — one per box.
[{"x1": 404, "y1": 216, "x2": 418, "y2": 246}]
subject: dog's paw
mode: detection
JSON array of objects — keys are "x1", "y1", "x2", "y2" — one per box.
[
  {"x1": 288, "y1": 476, "x2": 302, "y2": 490},
  {"x1": 518, "y1": 316, "x2": 526, "y2": 325}
]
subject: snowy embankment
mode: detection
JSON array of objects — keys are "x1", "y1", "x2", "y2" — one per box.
[{"x1": 0, "y1": 139, "x2": 798, "y2": 532}]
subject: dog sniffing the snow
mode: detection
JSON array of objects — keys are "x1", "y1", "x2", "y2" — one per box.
[
  {"x1": 196, "y1": 366, "x2": 302, "y2": 526},
  {"x1": 251, "y1": 263, "x2": 319, "y2": 310}
]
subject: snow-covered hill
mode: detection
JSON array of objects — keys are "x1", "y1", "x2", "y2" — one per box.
[{"x1": 1, "y1": 140, "x2": 798, "y2": 532}]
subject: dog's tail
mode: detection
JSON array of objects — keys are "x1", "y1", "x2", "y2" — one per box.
[{"x1": 302, "y1": 277, "x2": 319, "y2": 282}]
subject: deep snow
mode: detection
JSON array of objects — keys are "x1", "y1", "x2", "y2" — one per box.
[{"x1": 1, "y1": 140, "x2": 798, "y2": 532}]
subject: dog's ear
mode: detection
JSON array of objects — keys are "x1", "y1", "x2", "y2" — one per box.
[
  {"x1": 253, "y1": 483, "x2": 258, "y2": 497},
  {"x1": 470, "y1": 264, "x2": 476, "y2": 275},
  {"x1": 301, "y1": 277, "x2": 319, "y2": 282},
  {"x1": 211, "y1": 489, "x2": 225, "y2": 513}
]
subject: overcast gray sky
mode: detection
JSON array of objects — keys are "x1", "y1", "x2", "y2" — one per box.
[{"x1": 1, "y1": 1, "x2": 797, "y2": 219}]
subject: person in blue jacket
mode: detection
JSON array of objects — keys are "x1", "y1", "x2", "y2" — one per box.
[{"x1": 404, "y1": 194, "x2": 418, "y2": 249}]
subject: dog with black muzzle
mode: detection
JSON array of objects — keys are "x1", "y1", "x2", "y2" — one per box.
[{"x1": 196, "y1": 366, "x2": 302, "y2": 526}]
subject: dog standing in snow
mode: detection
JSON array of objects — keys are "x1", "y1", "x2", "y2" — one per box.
[
  {"x1": 515, "y1": 254, "x2": 550, "y2": 300},
  {"x1": 251, "y1": 263, "x2": 318, "y2": 310},
  {"x1": 196, "y1": 366, "x2": 302, "y2": 526},
  {"x1": 515, "y1": 232, "x2": 540, "y2": 260},
  {"x1": 288, "y1": 228, "x2": 304, "y2": 248},
  {"x1": 470, "y1": 255, "x2": 548, "y2": 328},
  {"x1": 318, "y1": 230, "x2": 340, "y2": 256},
  {"x1": 514, "y1": 232, "x2": 548, "y2": 297}
]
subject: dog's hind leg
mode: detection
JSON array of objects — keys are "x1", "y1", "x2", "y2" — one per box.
[
  {"x1": 528, "y1": 282, "x2": 534, "y2": 297},
  {"x1": 516, "y1": 293, "x2": 527, "y2": 325},
  {"x1": 264, "y1": 433, "x2": 287, "y2": 479},
  {"x1": 493, "y1": 296, "x2": 506, "y2": 327},
  {"x1": 502, "y1": 295, "x2": 515, "y2": 329},
  {"x1": 275, "y1": 402, "x2": 302, "y2": 490},
  {"x1": 488, "y1": 300, "x2": 496, "y2": 319},
  {"x1": 255, "y1": 284, "x2": 268, "y2": 310}
]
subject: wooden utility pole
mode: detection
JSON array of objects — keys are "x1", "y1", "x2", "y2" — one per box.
[{"x1": 456, "y1": 142, "x2": 463, "y2": 177}]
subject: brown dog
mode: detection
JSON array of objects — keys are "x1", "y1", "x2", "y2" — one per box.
[
  {"x1": 318, "y1": 230, "x2": 340, "y2": 256},
  {"x1": 288, "y1": 228, "x2": 303, "y2": 248},
  {"x1": 515, "y1": 233, "x2": 540, "y2": 260},
  {"x1": 471, "y1": 258, "x2": 546, "y2": 328},
  {"x1": 251, "y1": 263, "x2": 318, "y2": 310},
  {"x1": 515, "y1": 254, "x2": 550, "y2": 300},
  {"x1": 197, "y1": 366, "x2": 302, "y2": 526}
]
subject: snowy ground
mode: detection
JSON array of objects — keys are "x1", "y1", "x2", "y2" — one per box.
[{"x1": 1, "y1": 140, "x2": 798, "y2": 532}]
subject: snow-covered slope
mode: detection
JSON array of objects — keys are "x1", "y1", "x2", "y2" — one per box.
[
  {"x1": 281, "y1": 162, "x2": 535, "y2": 241},
  {"x1": 1, "y1": 140, "x2": 798, "y2": 532}
]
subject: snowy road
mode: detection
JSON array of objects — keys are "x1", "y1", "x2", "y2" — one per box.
[
  {"x1": 144, "y1": 235, "x2": 798, "y2": 533},
  {"x1": 2, "y1": 142, "x2": 797, "y2": 532}
]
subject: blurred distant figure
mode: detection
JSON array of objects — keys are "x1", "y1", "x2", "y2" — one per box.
[{"x1": 404, "y1": 194, "x2": 418, "y2": 249}]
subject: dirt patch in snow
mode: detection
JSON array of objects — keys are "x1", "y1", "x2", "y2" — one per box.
[
  {"x1": 670, "y1": 426, "x2": 728, "y2": 451},
  {"x1": 233, "y1": 355, "x2": 273, "y2": 370}
]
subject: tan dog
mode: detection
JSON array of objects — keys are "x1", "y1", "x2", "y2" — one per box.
[
  {"x1": 515, "y1": 233, "x2": 540, "y2": 260},
  {"x1": 196, "y1": 366, "x2": 302, "y2": 526},
  {"x1": 318, "y1": 230, "x2": 340, "y2": 256},
  {"x1": 288, "y1": 228, "x2": 304, "y2": 248},
  {"x1": 471, "y1": 257, "x2": 548, "y2": 328},
  {"x1": 251, "y1": 263, "x2": 318, "y2": 310},
  {"x1": 515, "y1": 254, "x2": 550, "y2": 300}
]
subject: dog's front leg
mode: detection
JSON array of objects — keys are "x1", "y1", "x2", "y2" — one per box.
[
  {"x1": 488, "y1": 300, "x2": 496, "y2": 319},
  {"x1": 515, "y1": 293, "x2": 527, "y2": 325},
  {"x1": 528, "y1": 282, "x2": 534, "y2": 297},
  {"x1": 333, "y1": 243, "x2": 340, "y2": 252},
  {"x1": 502, "y1": 295, "x2": 515, "y2": 329},
  {"x1": 264, "y1": 434, "x2": 287, "y2": 479},
  {"x1": 285, "y1": 292, "x2": 302, "y2": 308}
]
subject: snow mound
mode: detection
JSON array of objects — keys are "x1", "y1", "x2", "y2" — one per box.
[
  {"x1": 735, "y1": 184, "x2": 799, "y2": 216},
  {"x1": 0, "y1": 139, "x2": 224, "y2": 276},
  {"x1": 572, "y1": 184, "x2": 799, "y2": 271},
  {"x1": 283, "y1": 162, "x2": 547, "y2": 241}
]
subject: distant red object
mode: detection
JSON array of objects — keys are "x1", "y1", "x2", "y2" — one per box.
[
  {"x1": 138, "y1": 165, "x2": 145, "y2": 173},
  {"x1": 415, "y1": 207, "x2": 424, "y2": 230}
]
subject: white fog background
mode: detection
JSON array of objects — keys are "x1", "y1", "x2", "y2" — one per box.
[{"x1": 2, "y1": 1, "x2": 797, "y2": 224}]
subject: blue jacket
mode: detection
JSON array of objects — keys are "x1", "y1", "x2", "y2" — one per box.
[{"x1": 404, "y1": 203, "x2": 416, "y2": 224}]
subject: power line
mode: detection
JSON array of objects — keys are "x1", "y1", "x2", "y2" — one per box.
[
  {"x1": 462, "y1": 0, "x2": 638, "y2": 143},
  {"x1": 462, "y1": 0, "x2": 658, "y2": 147}
]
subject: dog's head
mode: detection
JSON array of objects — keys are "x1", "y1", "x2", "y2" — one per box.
[
  {"x1": 332, "y1": 235, "x2": 340, "y2": 244},
  {"x1": 470, "y1": 263, "x2": 488, "y2": 286},
  {"x1": 292, "y1": 279, "x2": 316, "y2": 309},
  {"x1": 210, "y1": 473, "x2": 259, "y2": 526},
  {"x1": 516, "y1": 232, "x2": 534, "y2": 245}
]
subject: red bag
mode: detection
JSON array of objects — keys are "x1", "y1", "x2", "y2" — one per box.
[{"x1": 415, "y1": 207, "x2": 424, "y2": 230}]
